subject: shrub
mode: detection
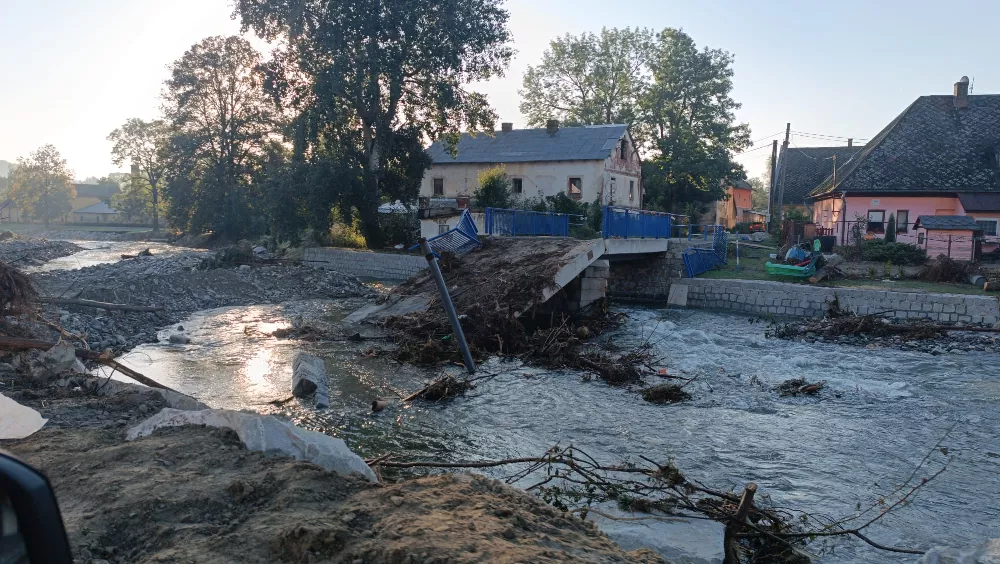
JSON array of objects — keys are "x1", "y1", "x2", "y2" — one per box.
[
  {"x1": 379, "y1": 211, "x2": 419, "y2": 247},
  {"x1": 733, "y1": 222, "x2": 754, "y2": 233},
  {"x1": 859, "y1": 239, "x2": 927, "y2": 265},
  {"x1": 885, "y1": 213, "x2": 897, "y2": 243},
  {"x1": 328, "y1": 221, "x2": 367, "y2": 249},
  {"x1": 473, "y1": 165, "x2": 513, "y2": 209}
]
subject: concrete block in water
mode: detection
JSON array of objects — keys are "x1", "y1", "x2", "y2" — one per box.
[
  {"x1": 292, "y1": 352, "x2": 329, "y2": 409},
  {"x1": 127, "y1": 408, "x2": 377, "y2": 482}
]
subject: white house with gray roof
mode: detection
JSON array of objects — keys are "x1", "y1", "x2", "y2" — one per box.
[{"x1": 421, "y1": 121, "x2": 642, "y2": 209}]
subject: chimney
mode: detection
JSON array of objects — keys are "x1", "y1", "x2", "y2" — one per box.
[
  {"x1": 130, "y1": 164, "x2": 140, "y2": 177},
  {"x1": 955, "y1": 76, "x2": 970, "y2": 109},
  {"x1": 501, "y1": 122, "x2": 513, "y2": 133},
  {"x1": 847, "y1": 138, "x2": 853, "y2": 148},
  {"x1": 546, "y1": 119, "x2": 559, "y2": 135}
]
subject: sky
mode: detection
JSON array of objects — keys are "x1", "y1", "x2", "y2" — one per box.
[{"x1": 2, "y1": 0, "x2": 1000, "y2": 181}]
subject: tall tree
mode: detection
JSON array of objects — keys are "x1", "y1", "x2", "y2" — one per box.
[
  {"x1": 161, "y1": 36, "x2": 275, "y2": 237},
  {"x1": 9, "y1": 145, "x2": 76, "y2": 226},
  {"x1": 520, "y1": 27, "x2": 652, "y2": 127},
  {"x1": 108, "y1": 118, "x2": 170, "y2": 232},
  {"x1": 234, "y1": 0, "x2": 513, "y2": 247},
  {"x1": 749, "y1": 176, "x2": 769, "y2": 211},
  {"x1": 639, "y1": 29, "x2": 751, "y2": 212}
]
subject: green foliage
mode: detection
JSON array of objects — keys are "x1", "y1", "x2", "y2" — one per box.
[
  {"x1": 639, "y1": 29, "x2": 751, "y2": 213},
  {"x1": 327, "y1": 211, "x2": 368, "y2": 249},
  {"x1": 111, "y1": 175, "x2": 162, "y2": 224},
  {"x1": 520, "y1": 27, "x2": 653, "y2": 126},
  {"x1": 161, "y1": 36, "x2": 275, "y2": 238},
  {"x1": 9, "y1": 145, "x2": 75, "y2": 226},
  {"x1": 379, "y1": 211, "x2": 419, "y2": 247},
  {"x1": 885, "y1": 213, "x2": 897, "y2": 243},
  {"x1": 235, "y1": 0, "x2": 513, "y2": 247},
  {"x1": 859, "y1": 239, "x2": 927, "y2": 266},
  {"x1": 474, "y1": 166, "x2": 514, "y2": 209},
  {"x1": 783, "y1": 208, "x2": 810, "y2": 222},
  {"x1": 108, "y1": 118, "x2": 170, "y2": 230},
  {"x1": 748, "y1": 176, "x2": 769, "y2": 211}
]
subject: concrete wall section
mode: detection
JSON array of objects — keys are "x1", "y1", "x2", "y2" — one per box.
[
  {"x1": 304, "y1": 248, "x2": 427, "y2": 281},
  {"x1": 674, "y1": 279, "x2": 1000, "y2": 325}
]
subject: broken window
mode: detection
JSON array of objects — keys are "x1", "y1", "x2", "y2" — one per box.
[
  {"x1": 433, "y1": 178, "x2": 444, "y2": 196},
  {"x1": 512, "y1": 178, "x2": 523, "y2": 194},
  {"x1": 568, "y1": 177, "x2": 582, "y2": 200}
]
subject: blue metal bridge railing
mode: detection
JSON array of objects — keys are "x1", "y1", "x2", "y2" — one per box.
[
  {"x1": 410, "y1": 209, "x2": 481, "y2": 255},
  {"x1": 484, "y1": 208, "x2": 579, "y2": 237},
  {"x1": 601, "y1": 206, "x2": 679, "y2": 239}
]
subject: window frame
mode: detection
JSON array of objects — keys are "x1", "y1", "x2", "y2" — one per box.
[
  {"x1": 511, "y1": 177, "x2": 523, "y2": 195},
  {"x1": 629, "y1": 180, "x2": 635, "y2": 201},
  {"x1": 866, "y1": 209, "x2": 886, "y2": 233},
  {"x1": 620, "y1": 140, "x2": 628, "y2": 160},
  {"x1": 432, "y1": 177, "x2": 444, "y2": 196},
  {"x1": 896, "y1": 210, "x2": 909, "y2": 233},
  {"x1": 568, "y1": 177, "x2": 583, "y2": 200},
  {"x1": 975, "y1": 218, "x2": 999, "y2": 237}
]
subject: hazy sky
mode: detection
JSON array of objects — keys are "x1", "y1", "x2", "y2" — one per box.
[{"x1": 2, "y1": 0, "x2": 999, "y2": 181}]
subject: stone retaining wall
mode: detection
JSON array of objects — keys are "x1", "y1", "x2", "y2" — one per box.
[
  {"x1": 676, "y1": 278, "x2": 1000, "y2": 325},
  {"x1": 303, "y1": 248, "x2": 427, "y2": 280}
]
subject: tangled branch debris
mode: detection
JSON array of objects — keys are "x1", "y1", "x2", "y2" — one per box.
[
  {"x1": 919, "y1": 254, "x2": 976, "y2": 283},
  {"x1": 776, "y1": 378, "x2": 825, "y2": 397},
  {"x1": 370, "y1": 440, "x2": 947, "y2": 561},
  {"x1": 769, "y1": 313, "x2": 945, "y2": 341},
  {"x1": 641, "y1": 383, "x2": 691, "y2": 404},
  {"x1": 0, "y1": 261, "x2": 38, "y2": 314}
]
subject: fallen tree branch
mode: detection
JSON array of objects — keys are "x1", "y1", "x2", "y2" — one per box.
[
  {"x1": 0, "y1": 336, "x2": 176, "y2": 392},
  {"x1": 38, "y1": 297, "x2": 164, "y2": 313}
]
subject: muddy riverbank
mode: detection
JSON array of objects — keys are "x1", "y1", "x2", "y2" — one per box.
[{"x1": 1, "y1": 367, "x2": 662, "y2": 564}]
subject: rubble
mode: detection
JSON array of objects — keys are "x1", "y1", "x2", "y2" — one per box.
[
  {"x1": 291, "y1": 352, "x2": 329, "y2": 408},
  {"x1": 32, "y1": 251, "x2": 373, "y2": 351},
  {"x1": 26, "y1": 342, "x2": 86, "y2": 384},
  {"x1": 0, "y1": 235, "x2": 81, "y2": 267}
]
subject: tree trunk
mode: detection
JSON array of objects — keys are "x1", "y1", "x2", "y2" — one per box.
[
  {"x1": 151, "y1": 181, "x2": 160, "y2": 234},
  {"x1": 357, "y1": 184, "x2": 385, "y2": 249}
]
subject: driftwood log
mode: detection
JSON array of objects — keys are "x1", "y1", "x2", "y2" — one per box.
[
  {"x1": 38, "y1": 297, "x2": 163, "y2": 313},
  {"x1": 809, "y1": 254, "x2": 844, "y2": 284},
  {"x1": 0, "y1": 336, "x2": 175, "y2": 392},
  {"x1": 723, "y1": 483, "x2": 758, "y2": 564}
]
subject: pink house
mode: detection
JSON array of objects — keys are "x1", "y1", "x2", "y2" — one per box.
[{"x1": 811, "y1": 77, "x2": 1000, "y2": 255}]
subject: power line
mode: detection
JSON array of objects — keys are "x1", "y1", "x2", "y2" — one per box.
[
  {"x1": 749, "y1": 130, "x2": 785, "y2": 145},
  {"x1": 791, "y1": 130, "x2": 869, "y2": 142}
]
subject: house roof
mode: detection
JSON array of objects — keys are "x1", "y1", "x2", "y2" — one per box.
[
  {"x1": 958, "y1": 192, "x2": 1000, "y2": 212},
  {"x1": 426, "y1": 124, "x2": 629, "y2": 164},
  {"x1": 914, "y1": 215, "x2": 981, "y2": 230},
  {"x1": 775, "y1": 145, "x2": 864, "y2": 205},
  {"x1": 731, "y1": 179, "x2": 752, "y2": 190},
  {"x1": 74, "y1": 202, "x2": 118, "y2": 214},
  {"x1": 75, "y1": 183, "x2": 120, "y2": 199},
  {"x1": 812, "y1": 94, "x2": 1000, "y2": 198}
]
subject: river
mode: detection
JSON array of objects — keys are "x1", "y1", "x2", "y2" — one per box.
[
  {"x1": 44, "y1": 243, "x2": 999, "y2": 562},
  {"x1": 26, "y1": 240, "x2": 187, "y2": 272}
]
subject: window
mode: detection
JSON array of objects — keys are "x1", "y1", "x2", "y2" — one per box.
[
  {"x1": 867, "y1": 210, "x2": 885, "y2": 233},
  {"x1": 568, "y1": 177, "x2": 582, "y2": 200},
  {"x1": 629, "y1": 180, "x2": 635, "y2": 201},
  {"x1": 918, "y1": 232, "x2": 926, "y2": 245},
  {"x1": 620, "y1": 140, "x2": 627, "y2": 160},
  {"x1": 896, "y1": 210, "x2": 909, "y2": 233},
  {"x1": 976, "y1": 219, "x2": 999, "y2": 236},
  {"x1": 433, "y1": 178, "x2": 444, "y2": 196},
  {"x1": 437, "y1": 221, "x2": 450, "y2": 235},
  {"x1": 512, "y1": 178, "x2": 523, "y2": 194}
]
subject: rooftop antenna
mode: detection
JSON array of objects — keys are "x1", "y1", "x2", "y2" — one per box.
[{"x1": 970, "y1": 77, "x2": 975, "y2": 93}]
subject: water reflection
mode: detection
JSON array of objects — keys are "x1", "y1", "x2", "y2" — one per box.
[
  {"x1": 98, "y1": 301, "x2": 1000, "y2": 562},
  {"x1": 25, "y1": 240, "x2": 187, "y2": 272}
]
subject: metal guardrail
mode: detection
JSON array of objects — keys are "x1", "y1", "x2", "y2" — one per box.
[
  {"x1": 682, "y1": 225, "x2": 729, "y2": 277},
  {"x1": 483, "y1": 208, "x2": 579, "y2": 237},
  {"x1": 601, "y1": 206, "x2": 678, "y2": 239},
  {"x1": 410, "y1": 209, "x2": 481, "y2": 255}
]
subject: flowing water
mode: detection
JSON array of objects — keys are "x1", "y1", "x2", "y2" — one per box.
[
  {"x1": 26, "y1": 240, "x2": 186, "y2": 272},
  {"x1": 94, "y1": 298, "x2": 1000, "y2": 562}
]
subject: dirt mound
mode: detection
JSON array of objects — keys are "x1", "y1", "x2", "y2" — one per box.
[
  {"x1": 0, "y1": 236, "x2": 81, "y2": 267},
  {"x1": 8, "y1": 425, "x2": 663, "y2": 564}
]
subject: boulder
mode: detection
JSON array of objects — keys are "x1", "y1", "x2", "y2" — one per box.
[
  {"x1": 918, "y1": 539, "x2": 1000, "y2": 564},
  {"x1": 292, "y1": 352, "x2": 329, "y2": 408},
  {"x1": 0, "y1": 393, "x2": 47, "y2": 439},
  {"x1": 127, "y1": 408, "x2": 376, "y2": 482},
  {"x1": 28, "y1": 342, "x2": 85, "y2": 384}
]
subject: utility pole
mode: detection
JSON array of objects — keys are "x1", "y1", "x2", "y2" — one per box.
[
  {"x1": 773, "y1": 123, "x2": 791, "y2": 232},
  {"x1": 767, "y1": 139, "x2": 778, "y2": 223}
]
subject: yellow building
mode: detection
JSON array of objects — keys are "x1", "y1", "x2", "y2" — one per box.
[{"x1": 1, "y1": 182, "x2": 121, "y2": 223}]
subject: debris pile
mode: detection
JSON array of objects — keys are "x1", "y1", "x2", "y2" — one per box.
[
  {"x1": 0, "y1": 235, "x2": 81, "y2": 267},
  {"x1": 0, "y1": 260, "x2": 37, "y2": 314},
  {"x1": 775, "y1": 378, "x2": 825, "y2": 397},
  {"x1": 919, "y1": 254, "x2": 977, "y2": 283},
  {"x1": 641, "y1": 383, "x2": 691, "y2": 404}
]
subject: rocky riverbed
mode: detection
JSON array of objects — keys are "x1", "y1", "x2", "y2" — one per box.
[
  {"x1": 29, "y1": 250, "x2": 378, "y2": 352},
  {"x1": 770, "y1": 315, "x2": 1000, "y2": 354},
  {"x1": 0, "y1": 233, "x2": 81, "y2": 267}
]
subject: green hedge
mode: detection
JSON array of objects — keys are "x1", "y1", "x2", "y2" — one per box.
[{"x1": 859, "y1": 239, "x2": 927, "y2": 265}]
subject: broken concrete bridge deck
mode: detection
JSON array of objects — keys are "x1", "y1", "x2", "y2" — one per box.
[{"x1": 345, "y1": 236, "x2": 674, "y2": 324}]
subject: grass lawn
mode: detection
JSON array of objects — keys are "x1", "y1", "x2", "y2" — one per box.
[{"x1": 700, "y1": 250, "x2": 990, "y2": 296}]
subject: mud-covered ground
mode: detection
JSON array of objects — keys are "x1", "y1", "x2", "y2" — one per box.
[
  {"x1": 2, "y1": 368, "x2": 663, "y2": 564},
  {"x1": 27, "y1": 252, "x2": 378, "y2": 351}
]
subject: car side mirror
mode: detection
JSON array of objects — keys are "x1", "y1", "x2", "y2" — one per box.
[{"x1": 0, "y1": 450, "x2": 73, "y2": 564}]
